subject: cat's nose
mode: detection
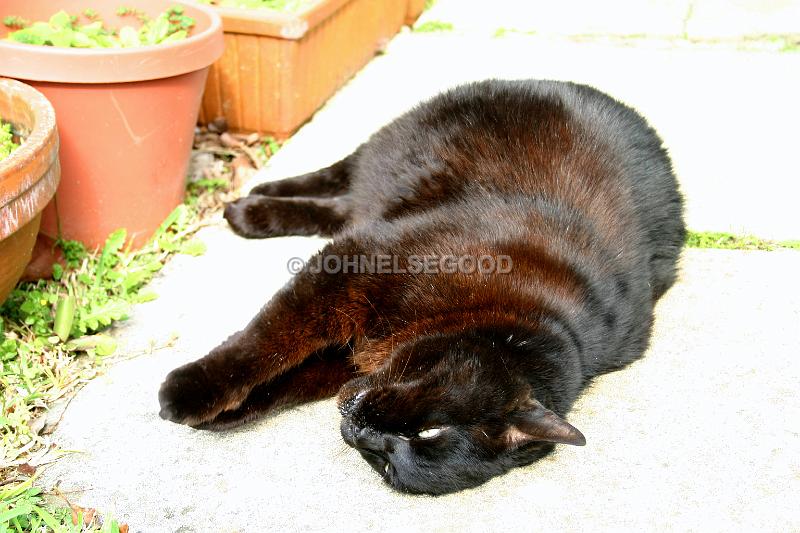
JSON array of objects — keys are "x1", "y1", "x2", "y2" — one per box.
[
  {"x1": 342, "y1": 420, "x2": 384, "y2": 452},
  {"x1": 354, "y1": 426, "x2": 384, "y2": 451}
]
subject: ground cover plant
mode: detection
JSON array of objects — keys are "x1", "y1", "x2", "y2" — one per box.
[
  {"x1": 685, "y1": 230, "x2": 800, "y2": 251},
  {"x1": 3, "y1": 6, "x2": 195, "y2": 48},
  {"x1": 413, "y1": 20, "x2": 454, "y2": 33},
  {"x1": 0, "y1": 124, "x2": 278, "y2": 531}
]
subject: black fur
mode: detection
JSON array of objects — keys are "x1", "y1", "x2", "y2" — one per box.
[{"x1": 160, "y1": 79, "x2": 685, "y2": 495}]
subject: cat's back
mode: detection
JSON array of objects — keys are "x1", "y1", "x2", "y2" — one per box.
[
  {"x1": 344, "y1": 80, "x2": 684, "y2": 374},
  {"x1": 349, "y1": 79, "x2": 679, "y2": 238}
]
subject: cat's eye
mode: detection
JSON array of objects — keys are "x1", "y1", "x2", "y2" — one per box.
[{"x1": 416, "y1": 427, "x2": 444, "y2": 439}]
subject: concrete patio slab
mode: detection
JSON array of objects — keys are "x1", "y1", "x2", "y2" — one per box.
[
  {"x1": 271, "y1": 31, "x2": 800, "y2": 240},
  {"x1": 421, "y1": 0, "x2": 800, "y2": 39},
  {"x1": 39, "y1": 246, "x2": 800, "y2": 531},
  {"x1": 36, "y1": 25, "x2": 800, "y2": 533},
  {"x1": 420, "y1": 0, "x2": 693, "y2": 37}
]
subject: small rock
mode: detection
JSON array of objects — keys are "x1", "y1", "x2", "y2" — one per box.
[
  {"x1": 208, "y1": 117, "x2": 228, "y2": 134},
  {"x1": 18, "y1": 463, "x2": 36, "y2": 476},
  {"x1": 187, "y1": 151, "x2": 216, "y2": 183},
  {"x1": 220, "y1": 132, "x2": 243, "y2": 149}
]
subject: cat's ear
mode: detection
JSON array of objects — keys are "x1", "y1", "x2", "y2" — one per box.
[{"x1": 504, "y1": 398, "x2": 586, "y2": 447}]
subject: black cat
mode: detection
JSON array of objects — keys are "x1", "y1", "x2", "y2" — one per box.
[{"x1": 159, "y1": 79, "x2": 685, "y2": 495}]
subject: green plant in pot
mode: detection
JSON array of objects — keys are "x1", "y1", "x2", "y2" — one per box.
[
  {"x1": 0, "y1": 78, "x2": 60, "y2": 305},
  {"x1": 0, "y1": 1, "x2": 224, "y2": 253}
]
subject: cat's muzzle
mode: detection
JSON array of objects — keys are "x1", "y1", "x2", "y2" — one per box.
[
  {"x1": 338, "y1": 389, "x2": 368, "y2": 416},
  {"x1": 341, "y1": 419, "x2": 389, "y2": 476}
]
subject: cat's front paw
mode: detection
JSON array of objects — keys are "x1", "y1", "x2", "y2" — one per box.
[
  {"x1": 223, "y1": 196, "x2": 278, "y2": 239},
  {"x1": 158, "y1": 362, "x2": 223, "y2": 426},
  {"x1": 248, "y1": 181, "x2": 279, "y2": 196}
]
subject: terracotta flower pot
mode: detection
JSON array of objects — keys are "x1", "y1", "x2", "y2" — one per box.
[
  {"x1": 198, "y1": 0, "x2": 407, "y2": 138},
  {"x1": 0, "y1": 1, "x2": 224, "y2": 249},
  {"x1": 0, "y1": 78, "x2": 59, "y2": 305},
  {"x1": 406, "y1": 0, "x2": 426, "y2": 25}
]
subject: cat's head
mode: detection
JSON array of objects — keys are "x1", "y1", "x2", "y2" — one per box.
[{"x1": 337, "y1": 330, "x2": 585, "y2": 495}]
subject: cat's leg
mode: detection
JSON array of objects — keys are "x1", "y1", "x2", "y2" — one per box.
[
  {"x1": 195, "y1": 345, "x2": 357, "y2": 430},
  {"x1": 249, "y1": 157, "x2": 352, "y2": 198},
  {"x1": 158, "y1": 245, "x2": 371, "y2": 426},
  {"x1": 223, "y1": 196, "x2": 351, "y2": 238}
]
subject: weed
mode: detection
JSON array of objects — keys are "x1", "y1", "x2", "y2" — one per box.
[
  {"x1": 685, "y1": 230, "x2": 799, "y2": 251},
  {"x1": 1, "y1": 473, "x2": 126, "y2": 530},
  {"x1": 493, "y1": 27, "x2": 537, "y2": 38},
  {"x1": 0, "y1": 129, "x2": 280, "y2": 530},
  {"x1": 413, "y1": 20, "x2": 454, "y2": 33},
  {"x1": 780, "y1": 39, "x2": 799, "y2": 52}
]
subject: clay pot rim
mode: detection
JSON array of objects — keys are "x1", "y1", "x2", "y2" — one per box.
[
  {"x1": 0, "y1": 1, "x2": 224, "y2": 84},
  {"x1": 210, "y1": 0, "x2": 353, "y2": 39},
  {"x1": 0, "y1": 77, "x2": 59, "y2": 241}
]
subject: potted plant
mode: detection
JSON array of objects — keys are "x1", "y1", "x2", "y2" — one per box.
[
  {"x1": 194, "y1": 0, "x2": 407, "y2": 138},
  {"x1": 0, "y1": 78, "x2": 59, "y2": 304},
  {"x1": 0, "y1": 1, "x2": 224, "y2": 250}
]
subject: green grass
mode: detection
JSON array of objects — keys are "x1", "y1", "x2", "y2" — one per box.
[
  {"x1": 780, "y1": 39, "x2": 800, "y2": 52},
  {"x1": 1, "y1": 475, "x2": 69, "y2": 531},
  {"x1": 561, "y1": 32, "x2": 800, "y2": 53},
  {"x1": 1, "y1": 208, "x2": 205, "y2": 448},
  {"x1": 0, "y1": 216, "x2": 203, "y2": 532},
  {"x1": 1, "y1": 133, "x2": 280, "y2": 531},
  {"x1": 493, "y1": 27, "x2": 537, "y2": 38},
  {"x1": 413, "y1": 20, "x2": 454, "y2": 33},
  {"x1": 685, "y1": 230, "x2": 800, "y2": 251},
  {"x1": 1, "y1": 474, "x2": 127, "y2": 531},
  {"x1": 748, "y1": 34, "x2": 800, "y2": 52}
]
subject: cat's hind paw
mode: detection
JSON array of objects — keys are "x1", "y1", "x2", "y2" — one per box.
[
  {"x1": 223, "y1": 196, "x2": 280, "y2": 239},
  {"x1": 158, "y1": 362, "x2": 224, "y2": 426}
]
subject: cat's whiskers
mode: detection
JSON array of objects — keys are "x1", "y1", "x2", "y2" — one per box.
[
  {"x1": 497, "y1": 350, "x2": 512, "y2": 378},
  {"x1": 332, "y1": 441, "x2": 353, "y2": 459},
  {"x1": 332, "y1": 306, "x2": 359, "y2": 329},
  {"x1": 394, "y1": 334, "x2": 415, "y2": 385},
  {"x1": 363, "y1": 294, "x2": 396, "y2": 387}
]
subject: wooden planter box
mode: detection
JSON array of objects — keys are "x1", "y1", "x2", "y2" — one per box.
[{"x1": 198, "y1": 0, "x2": 408, "y2": 138}]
